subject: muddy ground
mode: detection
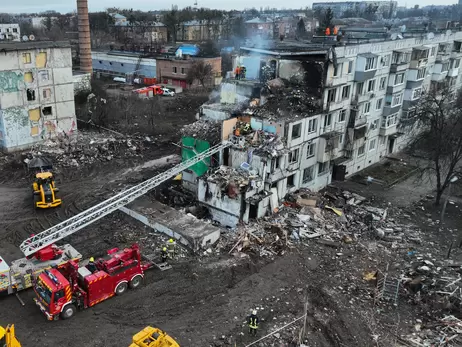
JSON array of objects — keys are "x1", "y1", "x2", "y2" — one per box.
[{"x1": 1, "y1": 119, "x2": 462, "y2": 345}]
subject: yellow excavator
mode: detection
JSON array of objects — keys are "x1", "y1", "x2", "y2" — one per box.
[
  {"x1": 0, "y1": 325, "x2": 21, "y2": 347},
  {"x1": 130, "y1": 327, "x2": 179, "y2": 347},
  {"x1": 28, "y1": 157, "x2": 62, "y2": 209}
]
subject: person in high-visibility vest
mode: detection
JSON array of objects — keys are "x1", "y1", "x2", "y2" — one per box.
[
  {"x1": 325, "y1": 27, "x2": 331, "y2": 36},
  {"x1": 87, "y1": 257, "x2": 97, "y2": 273},
  {"x1": 161, "y1": 247, "x2": 168, "y2": 263},
  {"x1": 248, "y1": 310, "x2": 259, "y2": 336},
  {"x1": 235, "y1": 66, "x2": 241, "y2": 80},
  {"x1": 167, "y1": 238, "x2": 176, "y2": 259},
  {"x1": 333, "y1": 26, "x2": 338, "y2": 35}
]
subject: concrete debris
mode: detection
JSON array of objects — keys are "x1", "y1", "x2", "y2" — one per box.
[
  {"x1": 18, "y1": 130, "x2": 150, "y2": 168},
  {"x1": 181, "y1": 118, "x2": 222, "y2": 145}
]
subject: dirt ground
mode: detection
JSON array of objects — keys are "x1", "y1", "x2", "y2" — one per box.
[{"x1": 1, "y1": 121, "x2": 462, "y2": 346}]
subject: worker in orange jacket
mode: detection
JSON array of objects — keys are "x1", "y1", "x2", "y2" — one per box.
[
  {"x1": 235, "y1": 66, "x2": 241, "y2": 80},
  {"x1": 325, "y1": 27, "x2": 331, "y2": 36}
]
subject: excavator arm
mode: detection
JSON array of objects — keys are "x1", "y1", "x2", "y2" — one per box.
[{"x1": 0, "y1": 325, "x2": 22, "y2": 347}]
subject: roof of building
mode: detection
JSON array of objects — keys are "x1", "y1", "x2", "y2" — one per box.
[
  {"x1": 0, "y1": 40, "x2": 71, "y2": 52},
  {"x1": 245, "y1": 17, "x2": 272, "y2": 24},
  {"x1": 111, "y1": 13, "x2": 126, "y2": 19}
]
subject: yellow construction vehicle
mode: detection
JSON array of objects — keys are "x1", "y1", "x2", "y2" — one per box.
[
  {"x1": 0, "y1": 324, "x2": 22, "y2": 347},
  {"x1": 130, "y1": 327, "x2": 179, "y2": 347},
  {"x1": 28, "y1": 157, "x2": 62, "y2": 209}
]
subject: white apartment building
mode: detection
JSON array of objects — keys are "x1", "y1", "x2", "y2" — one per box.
[
  {"x1": 0, "y1": 41, "x2": 77, "y2": 152},
  {"x1": 312, "y1": 1, "x2": 398, "y2": 19},
  {"x1": 0, "y1": 24, "x2": 21, "y2": 41},
  {"x1": 186, "y1": 32, "x2": 462, "y2": 227}
]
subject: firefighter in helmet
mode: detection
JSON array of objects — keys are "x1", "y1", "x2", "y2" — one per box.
[{"x1": 248, "y1": 309, "x2": 259, "y2": 336}]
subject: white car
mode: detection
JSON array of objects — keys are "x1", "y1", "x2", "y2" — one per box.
[{"x1": 161, "y1": 88, "x2": 175, "y2": 97}]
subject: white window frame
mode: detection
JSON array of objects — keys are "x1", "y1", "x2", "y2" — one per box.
[
  {"x1": 365, "y1": 57, "x2": 377, "y2": 71},
  {"x1": 381, "y1": 113, "x2": 398, "y2": 128},
  {"x1": 379, "y1": 77, "x2": 387, "y2": 90},
  {"x1": 306, "y1": 142, "x2": 316, "y2": 158},
  {"x1": 394, "y1": 73, "x2": 405, "y2": 85},
  {"x1": 324, "y1": 113, "x2": 332, "y2": 128},
  {"x1": 367, "y1": 79, "x2": 375, "y2": 92},
  {"x1": 412, "y1": 87, "x2": 422, "y2": 100},
  {"x1": 341, "y1": 85, "x2": 350, "y2": 99},
  {"x1": 363, "y1": 102, "x2": 371, "y2": 115},
  {"x1": 307, "y1": 118, "x2": 317, "y2": 133},
  {"x1": 369, "y1": 139, "x2": 376, "y2": 151},
  {"x1": 357, "y1": 144, "x2": 365, "y2": 157},
  {"x1": 347, "y1": 60, "x2": 353, "y2": 73},
  {"x1": 327, "y1": 88, "x2": 337, "y2": 103},
  {"x1": 416, "y1": 68, "x2": 426, "y2": 80},
  {"x1": 376, "y1": 98, "x2": 383, "y2": 110},
  {"x1": 392, "y1": 92, "x2": 403, "y2": 107},
  {"x1": 288, "y1": 148, "x2": 299, "y2": 163},
  {"x1": 370, "y1": 119, "x2": 378, "y2": 130},
  {"x1": 318, "y1": 162, "x2": 330, "y2": 176},
  {"x1": 302, "y1": 166, "x2": 315, "y2": 183},
  {"x1": 338, "y1": 109, "x2": 347, "y2": 122}
]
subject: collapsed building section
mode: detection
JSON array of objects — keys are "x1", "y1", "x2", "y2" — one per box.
[{"x1": 180, "y1": 43, "x2": 334, "y2": 227}]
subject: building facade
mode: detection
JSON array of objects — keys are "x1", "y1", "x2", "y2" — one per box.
[
  {"x1": 0, "y1": 24, "x2": 20, "y2": 41},
  {"x1": 185, "y1": 32, "x2": 462, "y2": 226},
  {"x1": 156, "y1": 56, "x2": 222, "y2": 89},
  {"x1": 92, "y1": 51, "x2": 157, "y2": 78},
  {"x1": 0, "y1": 41, "x2": 77, "y2": 152},
  {"x1": 313, "y1": 1, "x2": 398, "y2": 19}
]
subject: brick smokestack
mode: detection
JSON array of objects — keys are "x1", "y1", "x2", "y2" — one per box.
[{"x1": 77, "y1": 0, "x2": 92, "y2": 73}]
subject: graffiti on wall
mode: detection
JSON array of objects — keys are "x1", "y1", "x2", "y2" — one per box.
[{"x1": 0, "y1": 71, "x2": 24, "y2": 93}]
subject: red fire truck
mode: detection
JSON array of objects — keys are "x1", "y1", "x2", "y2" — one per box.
[{"x1": 33, "y1": 244, "x2": 152, "y2": 320}]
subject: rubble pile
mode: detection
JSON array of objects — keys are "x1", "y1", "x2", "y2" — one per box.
[
  {"x1": 206, "y1": 166, "x2": 261, "y2": 198},
  {"x1": 23, "y1": 131, "x2": 149, "y2": 167},
  {"x1": 401, "y1": 315, "x2": 462, "y2": 346},
  {"x1": 252, "y1": 78, "x2": 321, "y2": 121},
  {"x1": 181, "y1": 119, "x2": 222, "y2": 145}
]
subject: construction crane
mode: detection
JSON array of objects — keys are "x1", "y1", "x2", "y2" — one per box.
[{"x1": 0, "y1": 141, "x2": 231, "y2": 296}]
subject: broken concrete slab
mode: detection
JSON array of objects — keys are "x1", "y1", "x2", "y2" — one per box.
[{"x1": 120, "y1": 197, "x2": 221, "y2": 252}]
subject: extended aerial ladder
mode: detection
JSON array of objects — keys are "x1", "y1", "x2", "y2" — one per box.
[
  {"x1": 1, "y1": 142, "x2": 230, "y2": 295},
  {"x1": 21, "y1": 141, "x2": 230, "y2": 257}
]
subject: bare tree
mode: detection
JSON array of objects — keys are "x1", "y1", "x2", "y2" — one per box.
[
  {"x1": 407, "y1": 85, "x2": 462, "y2": 205},
  {"x1": 186, "y1": 60, "x2": 213, "y2": 88}
]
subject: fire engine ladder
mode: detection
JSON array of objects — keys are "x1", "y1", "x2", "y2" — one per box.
[{"x1": 20, "y1": 141, "x2": 231, "y2": 257}]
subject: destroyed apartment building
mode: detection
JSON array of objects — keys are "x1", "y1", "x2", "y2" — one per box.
[{"x1": 181, "y1": 33, "x2": 462, "y2": 227}]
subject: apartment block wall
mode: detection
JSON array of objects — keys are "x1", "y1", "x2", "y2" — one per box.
[{"x1": 0, "y1": 45, "x2": 76, "y2": 152}]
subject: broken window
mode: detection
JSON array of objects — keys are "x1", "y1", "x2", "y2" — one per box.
[
  {"x1": 327, "y1": 88, "x2": 336, "y2": 103},
  {"x1": 323, "y1": 114, "x2": 332, "y2": 130},
  {"x1": 357, "y1": 144, "x2": 365, "y2": 157},
  {"x1": 39, "y1": 70, "x2": 50, "y2": 81},
  {"x1": 318, "y1": 162, "x2": 329, "y2": 176},
  {"x1": 26, "y1": 89, "x2": 36, "y2": 101},
  {"x1": 442, "y1": 62, "x2": 450, "y2": 72},
  {"x1": 271, "y1": 156, "x2": 281, "y2": 172},
  {"x1": 341, "y1": 85, "x2": 350, "y2": 99},
  {"x1": 23, "y1": 53, "x2": 31, "y2": 64},
  {"x1": 306, "y1": 142, "x2": 316, "y2": 158},
  {"x1": 416, "y1": 68, "x2": 426, "y2": 79},
  {"x1": 333, "y1": 63, "x2": 341, "y2": 77},
  {"x1": 181, "y1": 67, "x2": 185, "y2": 74},
  {"x1": 291, "y1": 123, "x2": 301, "y2": 140},
  {"x1": 287, "y1": 174, "x2": 295, "y2": 187},
  {"x1": 380, "y1": 136, "x2": 386, "y2": 145},
  {"x1": 302, "y1": 166, "x2": 314, "y2": 183},
  {"x1": 367, "y1": 79, "x2": 375, "y2": 92},
  {"x1": 42, "y1": 106, "x2": 52, "y2": 116},
  {"x1": 376, "y1": 98, "x2": 383, "y2": 110},
  {"x1": 370, "y1": 119, "x2": 378, "y2": 130},
  {"x1": 356, "y1": 82, "x2": 364, "y2": 95},
  {"x1": 307, "y1": 118, "x2": 317, "y2": 133},
  {"x1": 288, "y1": 148, "x2": 299, "y2": 164},
  {"x1": 338, "y1": 109, "x2": 346, "y2": 122},
  {"x1": 36, "y1": 52, "x2": 47, "y2": 68},
  {"x1": 24, "y1": 72, "x2": 33, "y2": 83},
  {"x1": 43, "y1": 88, "x2": 51, "y2": 99}
]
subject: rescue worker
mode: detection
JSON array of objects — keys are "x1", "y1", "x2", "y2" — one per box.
[
  {"x1": 87, "y1": 257, "x2": 97, "y2": 273},
  {"x1": 167, "y1": 238, "x2": 176, "y2": 259},
  {"x1": 235, "y1": 66, "x2": 241, "y2": 80},
  {"x1": 161, "y1": 247, "x2": 168, "y2": 263},
  {"x1": 325, "y1": 27, "x2": 331, "y2": 36},
  {"x1": 240, "y1": 66, "x2": 246, "y2": 79},
  {"x1": 248, "y1": 310, "x2": 259, "y2": 336},
  {"x1": 333, "y1": 26, "x2": 338, "y2": 35},
  {"x1": 242, "y1": 122, "x2": 251, "y2": 134}
]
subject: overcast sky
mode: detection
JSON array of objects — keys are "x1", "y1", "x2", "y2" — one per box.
[{"x1": 2, "y1": 0, "x2": 458, "y2": 14}]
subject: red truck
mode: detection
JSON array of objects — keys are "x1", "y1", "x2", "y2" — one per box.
[{"x1": 33, "y1": 244, "x2": 152, "y2": 320}]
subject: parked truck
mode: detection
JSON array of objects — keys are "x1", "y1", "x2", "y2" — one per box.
[{"x1": 33, "y1": 244, "x2": 153, "y2": 320}]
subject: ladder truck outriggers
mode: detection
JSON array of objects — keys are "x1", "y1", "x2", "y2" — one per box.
[{"x1": 0, "y1": 142, "x2": 230, "y2": 298}]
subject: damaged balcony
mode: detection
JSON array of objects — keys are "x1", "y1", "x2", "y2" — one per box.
[
  {"x1": 390, "y1": 49, "x2": 411, "y2": 73},
  {"x1": 436, "y1": 43, "x2": 452, "y2": 63},
  {"x1": 197, "y1": 166, "x2": 267, "y2": 228},
  {"x1": 347, "y1": 109, "x2": 367, "y2": 129},
  {"x1": 409, "y1": 47, "x2": 429, "y2": 69}
]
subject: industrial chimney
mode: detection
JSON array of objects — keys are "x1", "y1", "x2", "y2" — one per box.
[{"x1": 77, "y1": 0, "x2": 92, "y2": 74}]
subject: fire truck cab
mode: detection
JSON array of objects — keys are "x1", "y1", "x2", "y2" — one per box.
[{"x1": 34, "y1": 244, "x2": 148, "y2": 320}]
